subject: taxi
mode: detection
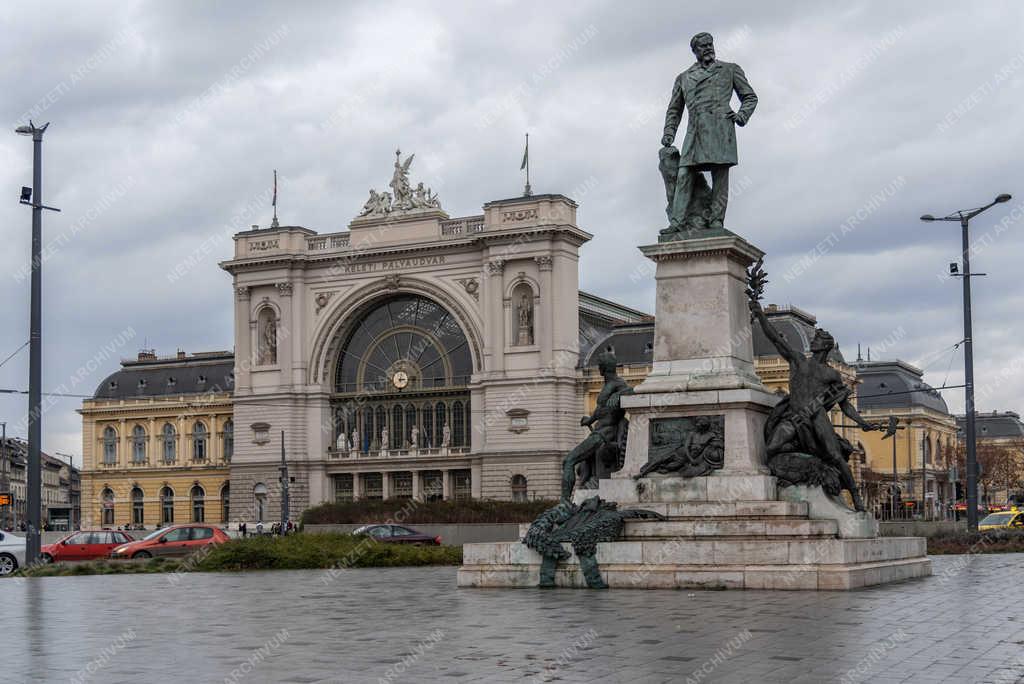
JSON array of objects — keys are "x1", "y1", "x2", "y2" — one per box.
[{"x1": 978, "y1": 507, "x2": 1024, "y2": 531}]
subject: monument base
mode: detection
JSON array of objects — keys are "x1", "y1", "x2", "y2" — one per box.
[{"x1": 457, "y1": 481, "x2": 931, "y2": 590}]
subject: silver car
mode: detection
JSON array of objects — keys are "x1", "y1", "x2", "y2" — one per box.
[{"x1": 0, "y1": 531, "x2": 26, "y2": 576}]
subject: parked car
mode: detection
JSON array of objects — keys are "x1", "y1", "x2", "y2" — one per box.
[
  {"x1": 110, "y1": 524, "x2": 230, "y2": 559},
  {"x1": 352, "y1": 524, "x2": 441, "y2": 545},
  {"x1": 40, "y1": 530, "x2": 136, "y2": 563},
  {"x1": 0, "y1": 531, "x2": 27, "y2": 576}
]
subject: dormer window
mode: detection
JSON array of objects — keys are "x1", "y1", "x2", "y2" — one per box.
[
  {"x1": 109, "y1": 380, "x2": 118, "y2": 390},
  {"x1": 167, "y1": 377, "x2": 176, "y2": 388},
  {"x1": 197, "y1": 375, "x2": 207, "y2": 385},
  {"x1": 137, "y1": 379, "x2": 147, "y2": 389}
]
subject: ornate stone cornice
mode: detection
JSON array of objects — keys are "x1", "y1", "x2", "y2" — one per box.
[
  {"x1": 235, "y1": 286, "x2": 251, "y2": 299},
  {"x1": 534, "y1": 255, "x2": 553, "y2": 271}
]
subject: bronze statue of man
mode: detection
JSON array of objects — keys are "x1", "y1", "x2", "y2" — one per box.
[
  {"x1": 561, "y1": 352, "x2": 632, "y2": 501},
  {"x1": 747, "y1": 261, "x2": 878, "y2": 511},
  {"x1": 661, "y1": 32, "x2": 757, "y2": 237}
]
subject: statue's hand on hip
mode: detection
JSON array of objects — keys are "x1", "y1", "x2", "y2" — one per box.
[{"x1": 726, "y1": 111, "x2": 746, "y2": 127}]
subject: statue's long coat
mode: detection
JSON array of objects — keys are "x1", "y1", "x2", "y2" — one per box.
[{"x1": 663, "y1": 60, "x2": 757, "y2": 167}]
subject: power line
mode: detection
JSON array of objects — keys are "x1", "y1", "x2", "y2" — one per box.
[{"x1": 0, "y1": 340, "x2": 30, "y2": 370}]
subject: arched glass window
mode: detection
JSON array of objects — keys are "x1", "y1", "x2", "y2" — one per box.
[
  {"x1": 101, "y1": 488, "x2": 115, "y2": 526},
  {"x1": 464, "y1": 402, "x2": 472, "y2": 449},
  {"x1": 334, "y1": 294, "x2": 473, "y2": 394},
  {"x1": 162, "y1": 423, "x2": 176, "y2": 463},
  {"x1": 160, "y1": 486, "x2": 174, "y2": 524},
  {"x1": 131, "y1": 486, "x2": 145, "y2": 525},
  {"x1": 191, "y1": 485, "x2": 205, "y2": 523},
  {"x1": 375, "y1": 406, "x2": 386, "y2": 448},
  {"x1": 193, "y1": 422, "x2": 207, "y2": 461},
  {"x1": 924, "y1": 436, "x2": 932, "y2": 465},
  {"x1": 405, "y1": 404, "x2": 417, "y2": 446},
  {"x1": 221, "y1": 484, "x2": 230, "y2": 522},
  {"x1": 254, "y1": 483, "x2": 268, "y2": 522},
  {"x1": 511, "y1": 475, "x2": 528, "y2": 502},
  {"x1": 362, "y1": 409, "x2": 373, "y2": 453},
  {"x1": 452, "y1": 401, "x2": 465, "y2": 447},
  {"x1": 223, "y1": 420, "x2": 234, "y2": 462},
  {"x1": 131, "y1": 425, "x2": 147, "y2": 463},
  {"x1": 391, "y1": 405, "x2": 403, "y2": 448},
  {"x1": 102, "y1": 427, "x2": 117, "y2": 465}
]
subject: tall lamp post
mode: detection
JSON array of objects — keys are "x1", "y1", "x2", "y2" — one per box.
[
  {"x1": 15, "y1": 121, "x2": 60, "y2": 563},
  {"x1": 921, "y1": 193, "x2": 1012, "y2": 531}
]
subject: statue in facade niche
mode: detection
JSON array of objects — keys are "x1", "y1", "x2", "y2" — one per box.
[
  {"x1": 380, "y1": 428, "x2": 389, "y2": 452},
  {"x1": 335, "y1": 431, "x2": 348, "y2": 451},
  {"x1": 746, "y1": 259, "x2": 879, "y2": 511},
  {"x1": 259, "y1": 313, "x2": 277, "y2": 365},
  {"x1": 441, "y1": 424, "x2": 451, "y2": 448},
  {"x1": 561, "y1": 352, "x2": 632, "y2": 501},
  {"x1": 350, "y1": 428, "x2": 359, "y2": 453},
  {"x1": 660, "y1": 32, "x2": 757, "y2": 239},
  {"x1": 524, "y1": 497, "x2": 663, "y2": 589},
  {"x1": 410, "y1": 425, "x2": 419, "y2": 449},
  {"x1": 516, "y1": 292, "x2": 533, "y2": 345}
]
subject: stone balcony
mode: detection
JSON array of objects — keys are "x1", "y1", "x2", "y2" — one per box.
[{"x1": 326, "y1": 446, "x2": 471, "y2": 461}]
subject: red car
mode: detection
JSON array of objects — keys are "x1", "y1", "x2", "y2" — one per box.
[
  {"x1": 41, "y1": 530, "x2": 136, "y2": 563},
  {"x1": 353, "y1": 524, "x2": 441, "y2": 545},
  {"x1": 110, "y1": 524, "x2": 230, "y2": 559}
]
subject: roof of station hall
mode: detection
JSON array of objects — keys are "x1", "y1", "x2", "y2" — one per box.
[
  {"x1": 92, "y1": 351, "x2": 235, "y2": 400},
  {"x1": 956, "y1": 411, "x2": 1024, "y2": 439},
  {"x1": 854, "y1": 360, "x2": 949, "y2": 414}
]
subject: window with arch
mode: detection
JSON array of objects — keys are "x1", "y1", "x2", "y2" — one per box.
[
  {"x1": 191, "y1": 485, "x2": 205, "y2": 523},
  {"x1": 257, "y1": 307, "x2": 278, "y2": 365},
  {"x1": 131, "y1": 425, "x2": 147, "y2": 464},
  {"x1": 131, "y1": 486, "x2": 145, "y2": 525},
  {"x1": 923, "y1": 435, "x2": 932, "y2": 465},
  {"x1": 223, "y1": 420, "x2": 234, "y2": 462},
  {"x1": 511, "y1": 474, "x2": 528, "y2": 502},
  {"x1": 405, "y1": 404, "x2": 417, "y2": 447},
  {"x1": 193, "y1": 422, "x2": 208, "y2": 461},
  {"x1": 435, "y1": 402, "x2": 447, "y2": 446},
  {"x1": 391, "y1": 404, "x2": 403, "y2": 448},
  {"x1": 162, "y1": 423, "x2": 177, "y2": 463},
  {"x1": 375, "y1": 406, "x2": 386, "y2": 449},
  {"x1": 452, "y1": 400, "x2": 465, "y2": 447},
  {"x1": 254, "y1": 483, "x2": 268, "y2": 522},
  {"x1": 221, "y1": 484, "x2": 230, "y2": 522},
  {"x1": 102, "y1": 427, "x2": 117, "y2": 465},
  {"x1": 160, "y1": 486, "x2": 174, "y2": 524},
  {"x1": 101, "y1": 488, "x2": 115, "y2": 526},
  {"x1": 511, "y1": 282, "x2": 534, "y2": 346},
  {"x1": 422, "y1": 402, "x2": 434, "y2": 448}
]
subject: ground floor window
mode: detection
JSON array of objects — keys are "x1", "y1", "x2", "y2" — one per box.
[
  {"x1": 254, "y1": 483, "x2": 268, "y2": 522},
  {"x1": 131, "y1": 487, "x2": 145, "y2": 525},
  {"x1": 391, "y1": 471, "x2": 413, "y2": 499},
  {"x1": 334, "y1": 474, "x2": 354, "y2": 503},
  {"x1": 101, "y1": 488, "x2": 115, "y2": 526},
  {"x1": 191, "y1": 485, "x2": 205, "y2": 523},
  {"x1": 422, "y1": 471, "x2": 444, "y2": 501},
  {"x1": 511, "y1": 474, "x2": 528, "y2": 502},
  {"x1": 160, "y1": 487, "x2": 175, "y2": 525},
  {"x1": 452, "y1": 469, "x2": 472, "y2": 501},
  {"x1": 362, "y1": 473, "x2": 383, "y2": 500}
]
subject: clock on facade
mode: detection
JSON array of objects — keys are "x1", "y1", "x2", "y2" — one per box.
[{"x1": 392, "y1": 370, "x2": 409, "y2": 390}]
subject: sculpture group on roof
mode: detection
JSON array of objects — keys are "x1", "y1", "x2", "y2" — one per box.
[{"x1": 357, "y1": 149, "x2": 442, "y2": 218}]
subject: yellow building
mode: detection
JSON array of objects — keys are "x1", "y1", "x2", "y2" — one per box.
[
  {"x1": 855, "y1": 360, "x2": 958, "y2": 519},
  {"x1": 79, "y1": 350, "x2": 234, "y2": 529}
]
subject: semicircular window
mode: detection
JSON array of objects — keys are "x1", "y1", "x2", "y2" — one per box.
[{"x1": 335, "y1": 295, "x2": 472, "y2": 394}]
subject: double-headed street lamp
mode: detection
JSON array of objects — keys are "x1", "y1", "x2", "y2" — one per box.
[
  {"x1": 15, "y1": 121, "x2": 60, "y2": 563},
  {"x1": 921, "y1": 193, "x2": 1012, "y2": 531}
]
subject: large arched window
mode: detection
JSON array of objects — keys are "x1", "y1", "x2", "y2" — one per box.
[
  {"x1": 222, "y1": 420, "x2": 234, "y2": 462},
  {"x1": 101, "y1": 488, "x2": 115, "y2": 525},
  {"x1": 162, "y1": 423, "x2": 177, "y2": 463},
  {"x1": 221, "y1": 484, "x2": 230, "y2": 523},
  {"x1": 391, "y1": 405, "x2": 403, "y2": 449},
  {"x1": 131, "y1": 425, "x2": 147, "y2": 464},
  {"x1": 191, "y1": 485, "x2": 205, "y2": 523},
  {"x1": 192, "y1": 422, "x2": 207, "y2": 462},
  {"x1": 422, "y1": 402, "x2": 434, "y2": 448},
  {"x1": 131, "y1": 486, "x2": 145, "y2": 526},
  {"x1": 334, "y1": 294, "x2": 473, "y2": 394},
  {"x1": 452, "y1": 400, "x2": 465, "y2": 447},
  {"x1": 160, "y1": 486, "x2": 174, "y2": 524},
  {"x1": 923, "y1": 435, "x2": 932, "y2": 465},
  {"x1": 102, "y1": 427, "x2": 118, "y2": 465}
]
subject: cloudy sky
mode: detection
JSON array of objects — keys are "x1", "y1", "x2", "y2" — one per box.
[{"x1": 1, "y1": 1, "x2": 1022, "y2": 464}]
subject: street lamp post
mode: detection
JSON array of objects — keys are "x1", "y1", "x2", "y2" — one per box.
[
  {"x1": 921, "y1": 193, "x2": 1012, "y2": 531},
  {"x1": 16, "y1": 121, "x2": 60, "y2": 563}
]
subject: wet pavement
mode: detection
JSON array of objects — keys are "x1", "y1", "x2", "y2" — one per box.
[{"x1": 2, "y1": 554, "x2": 1023, "y2": 683}]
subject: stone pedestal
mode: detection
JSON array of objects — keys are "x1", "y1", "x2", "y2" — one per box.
[{"x1": 458, "y1": 231, "x2": 931, "y2": 590}]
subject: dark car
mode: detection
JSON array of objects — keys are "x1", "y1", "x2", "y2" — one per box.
[{"x1": 353, "y1": 524, "x2": 441, "y2": 545}]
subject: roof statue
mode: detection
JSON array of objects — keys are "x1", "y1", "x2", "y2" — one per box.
[{"x1": 357, "y1": 149, "x2": 442, "y2": 218}]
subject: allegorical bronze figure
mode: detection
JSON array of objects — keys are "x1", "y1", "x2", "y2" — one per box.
[
  {"x1": 660, "y1": 32, "x2": 757, "y2": 238},
  {"x1": 747, "y1": 260, "x2": 879, "y2": 511},
  {"x1": 561, "y1": 352, "x2": 632, "y2": 501}
]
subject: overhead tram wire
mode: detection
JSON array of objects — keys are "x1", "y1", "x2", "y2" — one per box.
[{"x1": 0, "y1": 340, "x2": 30, "y2": 369}]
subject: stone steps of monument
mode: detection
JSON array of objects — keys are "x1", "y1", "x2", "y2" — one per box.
[
  {"x1": 620, "y1": 518, "x2": 839, "y2": 538},
  {"x1": 462, "y1": 536, "x2": 928, "y2": 570}
]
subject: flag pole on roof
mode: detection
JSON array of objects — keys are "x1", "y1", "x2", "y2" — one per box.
[
  {"x1": 271, "y1": 169, "x2": 280, "y2": 228},
  {"x1": 521, "y1": 133, "x2": 532, "y2": 197}
]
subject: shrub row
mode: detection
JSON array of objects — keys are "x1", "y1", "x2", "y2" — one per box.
[
  {"x1": 300, "y1": 499, "x2": 556, "y2": 525},
  {"x1": 927, "y1": 529, "x2": 1024, "y2": 554}
]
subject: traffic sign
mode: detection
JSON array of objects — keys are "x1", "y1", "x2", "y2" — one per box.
[{"x1": 0, "y1": 493, "x2": 12, "y2": 507}]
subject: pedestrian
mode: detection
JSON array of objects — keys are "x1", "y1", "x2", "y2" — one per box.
[
  {"x1": 256, "y1": 521, "x2": 263, "y2": 536},
  {"x1": 240, "y1": 521, "x2": 247, "y2": 538}
]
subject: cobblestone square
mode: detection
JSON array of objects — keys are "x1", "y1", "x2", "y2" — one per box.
[{"x1": 4, "y1": 554, "x2": 1024, "y2": 683}]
